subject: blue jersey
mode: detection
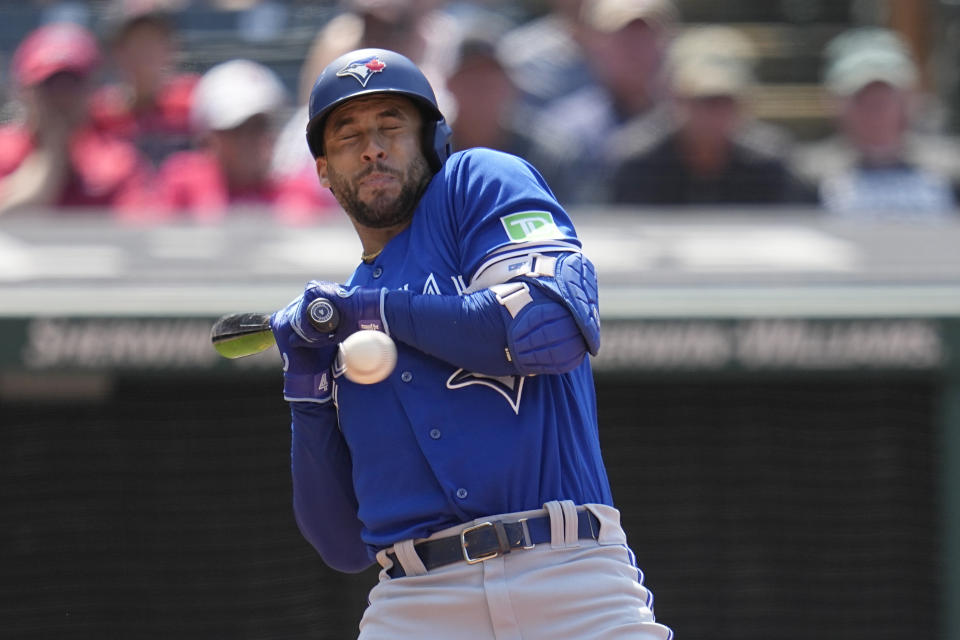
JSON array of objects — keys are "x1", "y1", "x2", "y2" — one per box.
[{"x1": 306, "y1": 148, "x2": 613, "y2": 551}]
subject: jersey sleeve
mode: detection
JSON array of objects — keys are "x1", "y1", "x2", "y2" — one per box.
[
  {"x1": 443, "y1": 149, "x2": 582, "y2": 285},
  {"x1": 289, "y1": 402, "x2": 372, "y2": 572}
]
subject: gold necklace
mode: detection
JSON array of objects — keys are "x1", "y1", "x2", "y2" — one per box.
[{"x1": 361, "y1": 248, "x2": 384, "y2": 262}]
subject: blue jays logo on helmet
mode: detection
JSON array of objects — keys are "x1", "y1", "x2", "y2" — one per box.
[
  {"x1": 305, "y1": 48, "x2": 453, "y2": 170},
  {"x1": 336, "y1": 55, "x2": 387, "y2": 87}
]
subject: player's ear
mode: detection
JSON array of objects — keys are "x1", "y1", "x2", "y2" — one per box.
[{"x1": 315, "y1": 157, "x2": 331, "y2": 189}]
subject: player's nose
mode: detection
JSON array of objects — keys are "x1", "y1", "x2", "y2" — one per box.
[{"x1": 360, "y1": 134, "x2": 388, "y2": 162}]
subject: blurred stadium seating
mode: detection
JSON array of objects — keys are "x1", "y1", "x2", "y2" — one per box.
[{"x1": 0, "y1": 0, "x2": 875, "y2": 140}]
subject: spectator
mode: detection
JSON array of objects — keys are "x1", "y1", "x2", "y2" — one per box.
[
  {"x1": 272, "y1": 0, "x2": 460, "y2": 184},
  {"x1": 151, "y1": 59, "x2": 338, "y2": 223},
  {"x1": 0, "y1": 22, "x2": 152, "y2": 215},
  {"x1": 791, "y1": 27, "x2": 960, "y2": 219},
  {"x1": 91, "y1": 0, "x2": 199, "y2": 166},
  {"x1": 444, "y1": 15, "x2": 533, "y2": 156},
  {"x1": 522, "y1": 0, "x2": 679, "y2": 204},
  {"x1": 496, "y1": 0, "x2": 593, "y2": 110},
  {"x1": 611, "y1": 26, "x2": 809, "y2": 205},
  {"x1": 299, "y1": 0, "x2": 458, "y2": 104},
  {"x1": 270, "y1": 18, "x2": 360, "y2": 183},
  {"x1": 234, "y1": 0, "x2": 289, "y2": 42}
]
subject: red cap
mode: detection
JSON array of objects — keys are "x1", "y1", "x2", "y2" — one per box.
[{"x1": 11, "y1": 22, "x2": 101, "y2": 88}]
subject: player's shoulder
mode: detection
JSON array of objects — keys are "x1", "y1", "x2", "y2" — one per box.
[
  {"x1": 442, "y1": 147, "x2": 541, "y2": 184},
  {"x1": 437, "y1": 148, "x2": 553, "y2": 207},
  {"x1": 447, "y1": 146, "x2": 530, "y2": 168}
]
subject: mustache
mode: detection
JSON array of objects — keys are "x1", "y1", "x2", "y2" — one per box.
[{"x1": 356, "y1": 163, "x2": 402, "y2": 180}]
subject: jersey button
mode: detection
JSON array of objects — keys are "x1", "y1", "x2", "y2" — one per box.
[
  {"x1": 429, "y1": 428, "x2": 441, "y2": 440},
  {"x1": 456, "y1": 488, "x2": 468, "y2": 500},
  {"x1": 400, "y1": 371, "x2": 413, "y2": 383},
  {"x1": 372, "y1": 267, "x2": 383, "y2": 278}
]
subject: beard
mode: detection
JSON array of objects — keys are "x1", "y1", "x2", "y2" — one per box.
[{"x1": 327, "y1": 155, "x2": 432, "y2": 229}]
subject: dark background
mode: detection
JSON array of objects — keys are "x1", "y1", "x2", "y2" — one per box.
[{"x1": 1, "y1": 371, "x2": 940, "y2": 639}]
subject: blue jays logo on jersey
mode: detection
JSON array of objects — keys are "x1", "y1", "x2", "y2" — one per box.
[
  {"x1": 337, "y1": 55, "x2": 387, "y2": 87},
  {"x1": 447, "y1": 370, "x2": 526, "y2": 414},
  {"x1": 395, "y1": 270, "x2": 529, "y2": 413}
]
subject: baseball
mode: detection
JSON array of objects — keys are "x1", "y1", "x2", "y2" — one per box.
[{"x1": 340, "y1": 330, "x2": 397, "y2": 384}]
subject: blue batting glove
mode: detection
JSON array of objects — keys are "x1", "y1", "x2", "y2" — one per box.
[
  {"x1": 271, "y1": 298, "x2": 338, "y2": 403},
  {"x1": 292, "y1": 281, "x2": 388, "y2": 344}
]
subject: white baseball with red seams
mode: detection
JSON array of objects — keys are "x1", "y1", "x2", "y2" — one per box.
[{"x1": 340, "y1": 330, "x2": 397, "y2": 384}]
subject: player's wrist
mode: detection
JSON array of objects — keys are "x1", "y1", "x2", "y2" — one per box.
[
  {"x1": 283, "y1": 369, "x2": 334, "y2": 403},
  {"x1": 301, "y1": 282, "x2": 388, "y2": 342},
  {"x1": 272, "y1": 302, "x2": 340, "y2": 401},
  {"x1": 342, "y1": 285, "x2": 388, "y2": 334}
]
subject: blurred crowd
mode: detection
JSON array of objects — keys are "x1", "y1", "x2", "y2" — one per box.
[{"x1": 1, "y1": 0, "x2": 959, "y2": 222}]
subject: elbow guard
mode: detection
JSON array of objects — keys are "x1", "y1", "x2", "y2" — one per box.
[
  {"x1": 489, "y1": 251, "x2": 601, "y2": 375},
  {"x1": 520, "y1": 251, "x2": 601, "y2": 356}
]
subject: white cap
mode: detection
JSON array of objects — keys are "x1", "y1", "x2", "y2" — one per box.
[
  {"x1": 822, "y1": 28, "x2": 917, "y2": 97},
  {"x1": 668, "y1": 26, "x2": 756, "y2": 98},
  {"x1": 190, "y1": 59, "x2": 287, "y2": 132},
  {"x1": 581, "y1": 0, "x2": 678, "y2": 33}
]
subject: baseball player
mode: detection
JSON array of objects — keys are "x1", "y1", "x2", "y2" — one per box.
[{"x1": 270, "y1": 47, "x2": 672, "y2": 639}]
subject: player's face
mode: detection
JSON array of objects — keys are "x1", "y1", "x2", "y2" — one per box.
[{"x1": 317, "y1": 95, "x2": 432, "y2": 229}]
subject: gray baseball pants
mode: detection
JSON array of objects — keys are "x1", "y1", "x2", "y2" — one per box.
[{"x1": 359, "y1": 501, "x2": 673, "y2": 640}]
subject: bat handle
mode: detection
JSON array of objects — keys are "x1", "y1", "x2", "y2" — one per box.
[{"x1": 306, "y1": 297, "x2": 340, "y2": 333}]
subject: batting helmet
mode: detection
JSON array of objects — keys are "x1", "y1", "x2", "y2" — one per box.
[{"x1": 305, "y1": 48, "x2": 452, "y2": 171}]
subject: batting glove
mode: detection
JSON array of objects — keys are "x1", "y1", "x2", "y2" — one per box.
[
  {"x1": 271, "y1": 298, "x2": 339, "y2": 403},
  {"x1": 292, "y1": 281, "x2": 388, "y2": 344}
]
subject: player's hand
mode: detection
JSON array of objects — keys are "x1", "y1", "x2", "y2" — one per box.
[
  {"x1": 271, "y1": 298, "x2": 338, "y2": 403},
  {"x1": 294, "y1": 281, "x2": 387, "y2": 344}
]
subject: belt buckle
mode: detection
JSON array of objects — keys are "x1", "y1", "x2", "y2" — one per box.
[{"x1": 460, "y1": 521, "x2": 498, "y2": 564}]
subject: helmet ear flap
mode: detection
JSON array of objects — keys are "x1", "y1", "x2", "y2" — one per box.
[
  {"x1": 306, "y1": 118, "x2": 323, "y2": 159},
  {"x1": 424, "y1": 118, "x2": 453, "y2": 173}
]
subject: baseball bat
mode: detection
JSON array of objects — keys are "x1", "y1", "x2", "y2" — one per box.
[{"x1": 210, "y1": 298, "x2": 339, "y2": 359}]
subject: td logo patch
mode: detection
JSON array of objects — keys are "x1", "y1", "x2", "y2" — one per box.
[{"x1": 500, "y1": 211, "x2": 562, "y2": 242}]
